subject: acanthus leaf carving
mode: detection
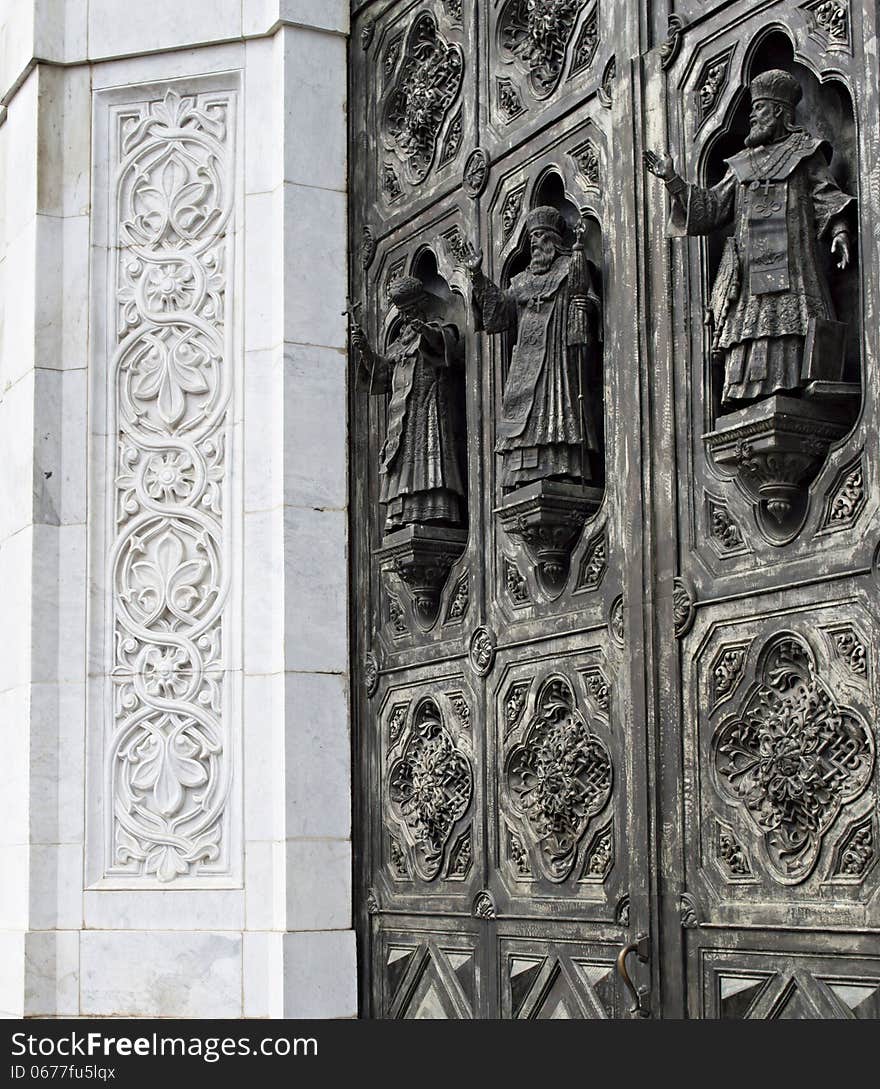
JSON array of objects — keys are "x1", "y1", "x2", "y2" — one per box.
[
  {"x1": 504, "y1": 556, "x2": 530, "y2": 606},
  {"x1": 438, "y1": 106, "x2": 464, "y2": 168},
  {"x1": 441, "y1": 0, "x2": 463, "y2": 27},
  {"x1": 361, "y1": 225, "x2": 376, "y2": 270},
  {"x1": 501, "y1": 185, "x2": 526, "y2": 242},
  {"x1": 583, "y1": 666, "x2": 610, "y2": 717},
  {"x1": 598, "y1": 55, "x2": 615, "y2": 108},
  {"x1": 679, "y1": 893, "x2": 701, "y2": 929},
  {"x1": 710, "y1": 643, "x2": 749, "y2": 707},
  {"x1": 381, "y1": 162, "x2": 403, "y2": 204},
  {"x1": 446, "y1": 690, "x2": 471, "y2": 729},
  {"x1": 444, "y1": 569, "x2": 470, "y2": 624},
  {"x1": 800, "y1": 0, "x2": 851, "y2": 54},
  {"x1": 383, "y1": 12, "x2": 463, "y2": 185},
  {"x1": 447, "y1": 826, "x2": 473, "y2": 879},
  {"x1": 673, "y1": 577, "x2": 695, "y2": 638},
  {"x1": 505, "y1": 676, "x2": 612, "y2": 881},
  {"x1": 569, "y1": 139, "x2": 600, "y2": 190},
  {"x1": 706, "y1": 494, "x2": 749, "y2": 556},
  {"x1": 569, "y1": 5, "x2": 599, "y2": 77},
  {"x1": 832, "y1": 816, "x2": 874, "y2": 879},
  {"x1": 823, "y1": 456, "x2": 866, "y2": 529},
  {"x1": 695, "y1": 48, "x2": 735, "y2": 129},
  {"x1": 388, "y1": 701, "x2": 411, "y2": 745},
  {"x1": 387, "y1": 590, "x2": 409, "y2": 637},
  {"x1": 498, "y1": 0, "x2": 587, "y2": 99},
  {"x1": 713, "y1": 635, "x2": 875, "y2": 884},
  {"x1": 507, "y1": 827, "x2": 532, "y2": 877},
  {"x1": 504, "y1": 680, "x2": 532, "y2": 734},
  {"x1": 581, "y1": 821, "x2": 613, "y2": 880},
  {"x1": 105, "y1": 87, "x2": 237, "y2": 884},
  {"x1": 388, "y1": 698, "x2": 473, "y2": 881},
  {"x1": 364, "y1": 651, "x2": 380, "y2": 697},
  {"x1": 496, "y1": 76, "x2": 526, "y2": 122},
  {"x1": 826, "y1": 625, "x2": 868, "y2": 678},
  {"x1": 609, "y1": 595, "x2": 625, "y2": 647},
  {"x1": 473, "y1": 890, "x2": 497, "y2": 919},
  {"x1": 715, "y1": 819, "x2": 753, "y2": 879},
  {"x1": 576, "y1": 530, "x2": 607, "y2": 591},
  {"x1": 659, "y1": 14, "x2": 687, "y2": 70}
]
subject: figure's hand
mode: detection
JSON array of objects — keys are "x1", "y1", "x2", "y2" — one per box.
[
  {"x1": 458, "y1": 240, "x2": 484, "y2": 277},
  {"x1": 643, "y1": 149, "x2": 676, "y2": 182},
  {"x1": 350, "y1": 323, "x2": 371, "y2": 356},
  {"x1": 831, "y1": 233, "x2": 850, "y2": 270}
]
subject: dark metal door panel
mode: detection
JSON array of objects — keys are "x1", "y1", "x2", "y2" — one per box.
[
  {"x1": 645, "y1": 0, "x2": 880, "y2": 1017},
  {"x1": 350, "y1": 0, "x2": 880, "y2": 1020}
]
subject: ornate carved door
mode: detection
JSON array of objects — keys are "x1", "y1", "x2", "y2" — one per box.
[{"x1": 348, "y1": 0, "x2": 880, "y2": 1019}]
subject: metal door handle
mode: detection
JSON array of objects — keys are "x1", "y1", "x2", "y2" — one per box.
[{"x1": 616, "y1": 934, "x2": 651, "y2": 1018}]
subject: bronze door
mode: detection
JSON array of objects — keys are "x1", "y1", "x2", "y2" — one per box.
[{"x1": 348, "y1": 0, "x2": 880, "y2": 1019}]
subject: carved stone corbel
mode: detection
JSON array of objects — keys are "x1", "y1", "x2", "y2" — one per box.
[
  {"x1": 497, "y1": 480, "x2": 602, "y2": 593},
  {"x1": 705, "y1": 395, "x2": 850, "y2": 541},
  {"x1": 376, "y1": 526, "x2": 468, "y2": 627}
]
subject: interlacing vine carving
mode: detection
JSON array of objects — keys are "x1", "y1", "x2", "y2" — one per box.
[
  {"x1": 713, "y1": 635, "x2": 874, "y2": 883},
  {"x1": 389, "y1": 699, "x2": 473, "y2": 881},
  {"x1": 498, "y1": 0, "x2": 586, "y2": 98},
  {"x1": 106, "y1": 88, "x2": 236, "y2": 883},
  {"x1": 505, "y1": 677, "x2": 612, "y2": 881},
  {"x1": 383, "y1": 12, "x2": 464, "y2": 184}
]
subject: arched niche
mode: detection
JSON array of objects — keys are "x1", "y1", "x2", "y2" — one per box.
[
  {"x1": 373, "y1": 246, "x2": 469, "y2": 631},
  {"x1": 698, "y1": 28, "x2": 861, "y2": 543},
  {"x1": 702, "y1": 29, "x2": 861, "y2": 424},
  {"x1": 499, "y1": 168, "x2": 606, "y2": 492}
]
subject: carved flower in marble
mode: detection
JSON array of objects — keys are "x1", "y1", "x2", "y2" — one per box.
[
  {"x1": 383, "y1": 12, "x2": 464, "y2": 184},
  {"x1": 389, "y1": 699, "x2": 473, "y2": 880},
  {"x1": 713, "y1": 635, "x2": 874, "y2": 883},
  {"x1": 142, "y1": 644, "x2": 191, "y2": 699},
  {"x1": 143, "y1": 451, "x2": 195, "y2": 503},
  {"x1": 505, "y1": 677, "x2": 612, "y2": 881}
]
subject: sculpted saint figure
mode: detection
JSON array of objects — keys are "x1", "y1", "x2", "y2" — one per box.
[
  {"x1": 351, "y1": 276, "x2": 466, "y2": 532},
  {"x1": 460, "y1": 206, "x2": 600, "y2": 490},
  {"x1": 644, "y1": 69, "x2": 855, "y2": 405}
]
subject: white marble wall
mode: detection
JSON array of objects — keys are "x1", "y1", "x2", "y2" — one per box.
[{"x1": 0, "y1": 0, "x2": 354, "y2": 1018}]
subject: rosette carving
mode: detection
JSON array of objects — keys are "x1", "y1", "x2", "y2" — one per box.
[
  {"x1": 498, "y1": 0, "x2": 586, "y2": 99},
  {"x1": 389, "y1": 698, "x2": 473, "y2": 881},
  {"x1": 505, "y1": 677, "x2": 612, "y2": 881},
  {"x1": 713, "y1": 635, "x2": 874, "y2": 883},
  {"x1": 383, "y1": 12, "x2": 464, "y2": 185}
]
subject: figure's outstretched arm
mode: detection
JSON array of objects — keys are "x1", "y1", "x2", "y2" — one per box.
[
  {"x1": 350, "y1": 324, "x2": 390, "y2": 393},
  {"x1": 458, "y1": 239, "x2": 515, "y2": 333},
  {"x1": 643, "y1": 148, "x2": 736, "y2": 236}
]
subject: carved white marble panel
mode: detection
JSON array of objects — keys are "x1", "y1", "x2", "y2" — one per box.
[{"x1": 87, "y1": 76, "x2": 243, "y2": 888}]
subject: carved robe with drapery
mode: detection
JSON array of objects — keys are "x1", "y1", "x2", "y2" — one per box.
[
  {"x1": 472, "y1": 255, "x2": 599, "y2": 488},
  {"x1": 667, "y1": 130, "x2": 854, "y2": 403},
  {"x1": 369, "y1": 319, "x2": 465, "y2": 531}
]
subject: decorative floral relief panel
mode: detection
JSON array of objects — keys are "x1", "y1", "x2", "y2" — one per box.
[
  {"x1": 712, "y1": 634, "x2": 874, "y2": 885},
  {"x1": 92, "y1": 83, "x2": 240, "y2": 885}
]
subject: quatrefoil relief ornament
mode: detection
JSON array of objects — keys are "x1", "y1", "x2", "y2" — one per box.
[
  {"x1": 382, "y1": 11, "x2": 464, "y2": 185},
  {"x1": 388, "y1": 698, "x2": 473, "y2": 881},
  {"x1": 712, "y1": 634, "x2": 875, "y2": 885},
  {"x1": 505, "y1": 677, "x2": 612, "y2": 881}
]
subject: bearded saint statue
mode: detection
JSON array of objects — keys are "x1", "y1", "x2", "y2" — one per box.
[
  {"x1": 351, "y1": 276, "x2": 466, "y2": 533},
  {"x1": 644, "y1": 69, "x2": 855, "y2": 405},
  {"x1": 460, "y1": 206, "x2": 601, "y2": 490}
]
